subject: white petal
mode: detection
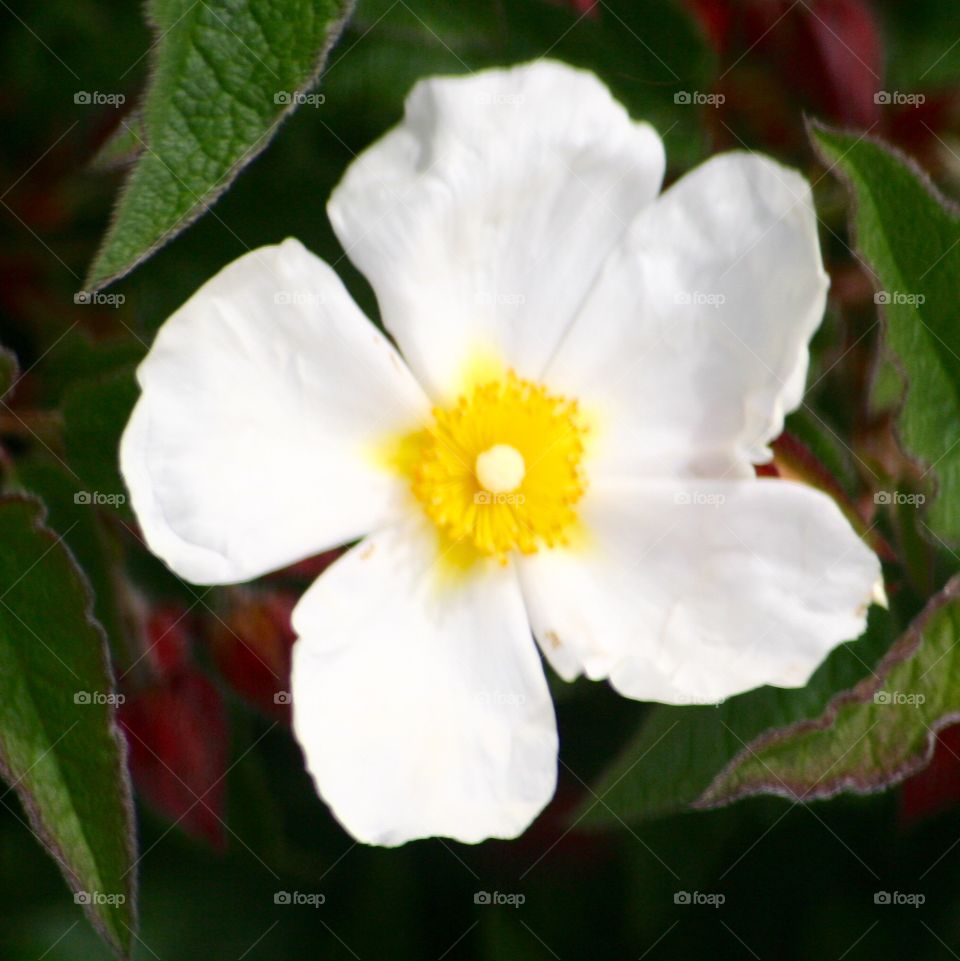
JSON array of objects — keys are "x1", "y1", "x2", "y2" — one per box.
[
  {"x1": 328, "y1": 59, "x2": 665, "y2": 399},
  {"x1": 519, "y1": 479, "x2": 880, "y2": 704},
  {"x1": 291, "y1": 521, "x2": 557, "y2": 846},
  {"x1": 545, "y1": 152, "x2": 829, "y2": 480},
  {"x1": 121, "y1": 239, "x2": 429, "y2": 585}
]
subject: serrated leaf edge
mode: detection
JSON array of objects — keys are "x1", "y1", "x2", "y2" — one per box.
[
  {"x1": 695, "y1": 574, "x2": 960, "y2": 809},
  {"x1": 0, "y1": 494, "x2": 138, "y2": 959}
]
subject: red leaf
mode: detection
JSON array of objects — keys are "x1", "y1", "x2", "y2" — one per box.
[
  {"x1": 144, "y1": 605, "x2": 193, "y2": 678},
  {"x1": 886, "y1": 90, "x2": 960, "y2": 174},
  {"x1": 271, "y1": 548, "x2": 342, "y2": 582},
  {"x1": 689, "y1": 0, "x2": 883, "y2": 131},
  {"x1": 901, "y1": 723, "x2": 960, "y2": 823},
  {"x1": 119, "y1": 671, "x2": 228, "y2": 849},
  {"x1": 210, "y1": 589, "x2": 297, "y2": 722},
  {"x1": 804, "y1": 0, "x2": 883, "y2": 128},
  {"x1": 683, "y1": 0, "x2": 735, "y2": 50}
]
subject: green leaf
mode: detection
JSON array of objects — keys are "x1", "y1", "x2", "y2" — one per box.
[
  {"x1": 578, "y1": 607, "x2": 894, "y2": 826},
  {"x1": 810, "y1": 123, "x2": 960, "y2": 544},
  {"x1": 86, "y1": 0, "x2": 354, "y2": 290},
  {"x1": 90, "y1": 113, "x2": 146, "y2": 171},
  {"x1": 61, "y1": 367, "x2": 139, "y2": 519},
  {"x1": 697, "y1": 575, "x2": 960, "y2": 808},
  {"x1": 12, "y1": 457, "x2": 126, "y2": 667},
  {"x1": 0, "y1": 497, "x2": 136, "y2": 957}
]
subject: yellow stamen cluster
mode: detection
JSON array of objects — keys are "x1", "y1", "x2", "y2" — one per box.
[{"x1": 410, "y1": 370, "x2": 588, "y2": 559}]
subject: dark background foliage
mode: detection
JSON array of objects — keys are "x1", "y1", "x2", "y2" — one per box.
[{"x1": 2, "y1": 0, "x2": 960, "y2": 957}]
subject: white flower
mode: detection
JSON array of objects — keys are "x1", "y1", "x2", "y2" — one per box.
[{"x1": 121, "y1": 60, "x2": 881, "y2": 847}]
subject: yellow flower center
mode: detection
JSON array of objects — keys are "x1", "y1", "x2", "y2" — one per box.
[{"x1": 409, "y1": 370, "x2": 588, "y2": 559}]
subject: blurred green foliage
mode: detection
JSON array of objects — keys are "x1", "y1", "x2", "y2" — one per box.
[{"x1": 3, "y1": 0, "x2": 960, "y2": 957}]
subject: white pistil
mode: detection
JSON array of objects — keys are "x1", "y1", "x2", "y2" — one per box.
[{"x1": 475, "y1": 444, "x2": 526, "y2": 494}]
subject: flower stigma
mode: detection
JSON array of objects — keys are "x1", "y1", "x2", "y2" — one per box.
[{"x1": 475, "y1": 444, "x2": 525, "y2": 494}]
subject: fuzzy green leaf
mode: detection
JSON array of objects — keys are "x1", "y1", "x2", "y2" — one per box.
[
  {"x1": 578, "y1": 609, "x2": 894, "y2": 826},
  {"x1": 0, "y1": 498, "x2": 136, "y2": 956},
  {"x1": 697, "y1": 576, "x2": 960, "y2": 807},
  {"x1": 86, "y1": 0, "x2": 354, "y2": 290},
  {"x1": 812, "y1": 123, "x2": 960, "y2": 544}
]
